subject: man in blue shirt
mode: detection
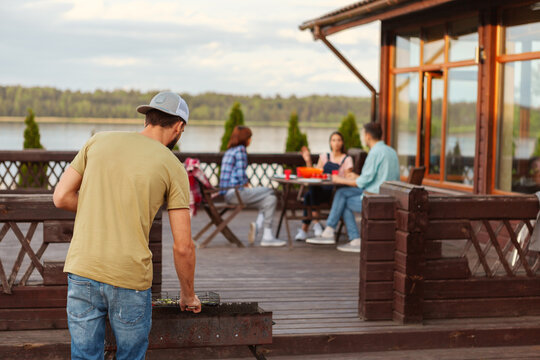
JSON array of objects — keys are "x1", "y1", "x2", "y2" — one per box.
[{"x1": 307, "y1": 122, "x2": 400, "y2": 253}]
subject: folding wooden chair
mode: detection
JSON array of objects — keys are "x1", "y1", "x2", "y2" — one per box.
[{"x1": 193, "y1": 180, "x2": 246, "y2": 248}]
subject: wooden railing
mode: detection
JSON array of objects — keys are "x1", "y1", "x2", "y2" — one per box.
[
  {"x1": 0, "y1": 194, "x2": 162, "y2": 330},
  {"x1": 359, "y1": 181, "x2": 540, "y2": 323},
  {"x1": 0, "y1": 150, "x2": 318, "y2": 191}
]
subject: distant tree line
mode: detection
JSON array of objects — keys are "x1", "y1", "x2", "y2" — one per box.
[{"x1": 0, "y1": 85, "x2": 372, "y2": 124}]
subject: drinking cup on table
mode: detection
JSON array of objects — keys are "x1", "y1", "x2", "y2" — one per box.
[
  {"x1": 331, "y1": 170, "x2": 339, "y2": 176},
  {"x1": 284, "y1": 169, "x2": 291, "y2": 180}
]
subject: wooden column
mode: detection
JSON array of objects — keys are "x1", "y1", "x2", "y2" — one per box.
[
  {"x1": 474, "y1": 8, "x2": 498, "y2": 194},
  {"x1": 358, "y1": 194, "x2": 396, "y2": 320},
  {"x1": 380, "y1": 182, "x2": 429, "y2": 323}
]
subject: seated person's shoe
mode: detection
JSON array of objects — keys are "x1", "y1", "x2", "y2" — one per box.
[
  {"x1": 306, "y1": 226, "x2": 335, "y2": 245},
  {"x1": 261, "y1": 237, "x2": 286, "y2": 247},
  {"x1": 313, "y1": 222, "x2": 323, "y2": 237},
  {"x1": 295, "y1": 228, "x2": 307, "y2": 241},
  {"x1": 337, "y1": 238, "x2": 361, "y2": 253}
]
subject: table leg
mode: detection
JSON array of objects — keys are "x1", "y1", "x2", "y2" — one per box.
[{"x1": 275, "y1": 183, "x2": 290, "y2": 238}]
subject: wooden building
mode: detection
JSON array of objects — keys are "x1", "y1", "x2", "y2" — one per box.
[{"x1": 301, "y1": 0, "x2": 540, "y2": 194}]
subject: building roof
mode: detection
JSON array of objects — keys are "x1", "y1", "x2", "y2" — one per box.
[{"x1": 300, "y1": 0, "x2": 456, "y2": 36}]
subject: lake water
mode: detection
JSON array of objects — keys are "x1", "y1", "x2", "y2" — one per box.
[{"x1": 0, "y1": 121, "x2": 339, "y2": 154}]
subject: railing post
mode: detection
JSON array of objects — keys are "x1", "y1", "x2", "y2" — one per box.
[
  {"x1": 358, "y1": 194, "x2": 397, "y2": 320},
  {"x1": 381, "y1": 183, "x2": 429, "y2": 323}
]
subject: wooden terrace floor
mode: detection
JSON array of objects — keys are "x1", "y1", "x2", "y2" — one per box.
[{"x1": 2, "y1": 209, "x2": 540, "y2": 358}]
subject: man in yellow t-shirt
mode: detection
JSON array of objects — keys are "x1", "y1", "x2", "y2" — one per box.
[{"x1": 53, "y1": 91, "x2": 201, "y2": 360}]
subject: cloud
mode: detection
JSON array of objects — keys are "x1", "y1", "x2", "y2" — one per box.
[
  {"x1": 88, "y1": 56, "x2": 147, "y2": 67},
  {"x1": 0, "y1": 0, "x2": 380, "y2": 97}
]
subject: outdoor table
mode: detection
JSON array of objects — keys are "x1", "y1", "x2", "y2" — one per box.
[{"x1": 272, "y1": 176, "x2": 339, "y2": 246}]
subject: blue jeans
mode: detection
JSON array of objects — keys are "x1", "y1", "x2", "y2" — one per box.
[
  {"x1": 67, "y1": 273, "x2": 152, "y2": 360},
  {"x1": 326, "y1": 187, "x2": 364, "y2": 241}
]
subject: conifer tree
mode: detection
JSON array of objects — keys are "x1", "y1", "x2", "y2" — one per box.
[
  {"x1": 285, "y1": 111, "x2": 308, "y2": 152},
  {"x1": 23, "y1": 108, "x2": 43, "y2": 149},
  {"x1": 338, "y1": 112, "x2": 362, "y2": 150},
  {"x1": 220, "y1": 102, "x2": 245, "y2": 151},
  {"x1": 19, "y1": 108, "x2": 47, "y2": 188}
]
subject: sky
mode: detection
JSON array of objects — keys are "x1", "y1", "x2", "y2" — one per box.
[{"x1": 0, "y1": 0, "x2": 381, "y2": 97}]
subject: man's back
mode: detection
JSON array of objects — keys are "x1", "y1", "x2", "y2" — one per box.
[
  {"x1": 64, "y1": 131, "x2": 189, "y2": 290},
  {"x1": 356, "y1": 141, "x2": 400, "y2": 194}
]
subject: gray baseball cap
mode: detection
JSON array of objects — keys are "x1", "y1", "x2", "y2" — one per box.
[{"x1": 137, "y1": 91, "x2": 189, "y2": 123}]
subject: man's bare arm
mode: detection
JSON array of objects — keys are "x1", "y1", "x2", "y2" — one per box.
[
  {"x1": 332, "y1": 172, "x2": 359, "y2": 187},
  {"x1": 53, "y1": 167, "x2": 82, "y2": 212},
  {"x1": 169, "y1": 208, "x2": 201, "y2": 313}
]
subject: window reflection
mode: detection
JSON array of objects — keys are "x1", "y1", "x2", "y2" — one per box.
[
  {"x1": 396, "y1": 30, "x2": 420, "y2": 68},
  {"x1": 423, "y1": 25, "x2": 445, "y2": 65},
  {"x1": 445, "y1": 66, "x2": 478, "y2": 185},
  {"x1": 503, "y1": 6, "x2": 540, "y2": 54},
  {"x1": 449, "y1": 16, "x2": 478, "y2": 62},
  {"x1": 393, "y1": 73, "x2": 419, "y2": 176},
  {"x1": 497, "y1": 60, "x2": 540, "y2": 193}
]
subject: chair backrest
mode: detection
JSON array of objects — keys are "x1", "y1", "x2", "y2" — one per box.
[
  {"x1": 407, "y1": 166, "x2": 425, "y2": 185},
  {"x1": 347, "y1": 148, "x2": 368, "y2": 174}
]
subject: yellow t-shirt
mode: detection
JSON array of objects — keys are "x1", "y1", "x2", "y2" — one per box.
[{"x1": 64, "y1": 131, "x2": 189, "y2": 290}]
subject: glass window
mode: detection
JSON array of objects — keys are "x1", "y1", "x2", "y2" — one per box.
[
  {"x1": 396, "y1": 30, "x2": 420, "y2": 68},
  {"x1": 497, "y1": 59, "x2": 540, "y2": 193},
  {"x1": 503, "y1": 5, "x2": 540, "y2": 54},
  {"x1": 445, "y1": 66, "x2": 478, "y2": 185},
  {"x1": 423, "y1": 24, "x2": 445, "y2": 65},
  {"x1": 392, "y1": 72, "x2": 419, "y2": 176},
  {"x1": 449, "y1": 16, "x2": 478, "y2": 62}
]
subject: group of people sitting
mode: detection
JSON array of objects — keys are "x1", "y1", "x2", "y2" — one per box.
[{"x1": 218, "y1": 122, "x2": 400, "y2": 253}]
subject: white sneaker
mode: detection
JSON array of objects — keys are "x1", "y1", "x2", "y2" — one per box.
[
  {"x1": 313, "y1": 222, "x2": 323, "y2": 236},
  {"x1": 261, "y1": 237, "x2": 286, "y2": 247},
  {"x1": 306, "y1": 235, "x2": 335, "y2": 245},
  {"x1": 295, "y1": 228, "x2": 307, "y2": 241},
  {"x1": 248, "y1": 222, "x2": 257, "y2": 245},
  {"x1": 306, "y1": 226, "x2": 335, "y2": 245},
  {"x1": 337, "y1": 238, "x2": 361, "y2": 253}
]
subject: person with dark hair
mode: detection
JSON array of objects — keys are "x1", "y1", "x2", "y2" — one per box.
[
  {"x1": 220, "y1": 126, "x2": 286, "y2": 247},
  {"x1": 307, "y1": 122, "x2": 399, "y2": 253},
  {"x1": 53, "y1": 91, "x2": 201, "y2": 359},
  {"x1": 295, "y1": 131, "x2": 354, "y2": 241}
]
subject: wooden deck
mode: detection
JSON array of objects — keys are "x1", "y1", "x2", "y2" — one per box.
[{"x1": 2, "y1": 209, "x2": 540, "y2": 359}]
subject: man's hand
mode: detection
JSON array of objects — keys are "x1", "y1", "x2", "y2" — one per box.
[
  {"x1": 169, "y1": 208, "x2": 199, "y2": 314},
  {"x1": 180, "y1": 294, "x2": 202, "y2": 313},
  {"x1": 346, "y1": 172, "x2": 360, "y2": 180},
  {"x1": 332, "y1": 173, "x2": 358, "y2": 187}
]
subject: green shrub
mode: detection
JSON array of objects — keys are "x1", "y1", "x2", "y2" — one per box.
[
  {"x1": 220, "y1": 102, "x2": 245, "y2": 151},
  {"x1": 19, "y1": 108, "x2": 48, "y2": 188},
  {"x1": 285, "y1": 111, "x2": 308, "y2": 152},
  {"x1": 338, "y1": 112, "x2": 362, "y2": 150}
]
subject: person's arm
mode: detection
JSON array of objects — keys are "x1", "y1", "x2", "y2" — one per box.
[
  {"x1": 332, "y1": 172, "x2": 359, "y2": 187},
  {"x1": 355, "y1": 151, "x2": 380, "y2": 189},
  {"x1": 300, "y1": 146, "x2": 313, "y2": 167},
  {"x1": 342, "y1": 156, "x2": 354, "y2": 176},
  {"x1": 169, "y1": 208, "x2": 201, "y2": 313},
  {"x1": 52, "y1": 167, "x2": 83, "y2": 212},
  {"x1": 235, "y1": 147, "x2": 249, "y2": 187}
]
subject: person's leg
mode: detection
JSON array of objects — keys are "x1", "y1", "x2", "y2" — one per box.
[
  {"x1": 302, "y1": 188, "x2": 314, "y2": 230},
  {"x1": 307, "y1": 187, "x2": 363, "y2": 244},
  {"x1": 337, "y1": 194, "x2": 364, "y2": 253},
  {"x1": 326, "y1": 187, "x2": 363, "y2": 228},
  {"x1": 67, "y1": 273, "x2": 107, "y2": 360},
  {"x1": 107, "y1": 285, "x2": 152, "y2": 360},
  {"x1": 342, "y1": 194, "x2": 363, "y2": 241},
  {"x1": 227, "y1": 187, "x2": 284, "y2": 245}
]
